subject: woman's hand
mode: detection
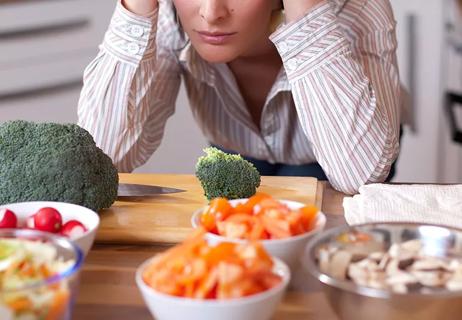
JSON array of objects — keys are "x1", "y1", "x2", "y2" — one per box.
[
  {"x1": 122, "y1": 0, "x2": 158, "y2": 16},
  {"x1": 282, "y1": 0, "x2": 325, "y2": 23}
]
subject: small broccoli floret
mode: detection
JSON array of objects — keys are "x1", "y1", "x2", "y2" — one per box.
[
  {"x1": 195, "y1": 147, "x2": 260, "y2": 200},
  {"x1": 0, "y1": 120, "x2": 118, "y2": 211}
]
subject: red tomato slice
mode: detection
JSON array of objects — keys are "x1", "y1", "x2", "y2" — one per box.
[
  {"x1": 299, "y1": 205, "x2": 318, "y2": 231},
  {"x1": 208, "y1": 198, "x2": 233, "y2": 221},
  {"x1": 260, "y1": 215, "x2": 291, "y2": 239},
  {"x1": 200, "y1": 210, "x2": 217, "y2": 232}
]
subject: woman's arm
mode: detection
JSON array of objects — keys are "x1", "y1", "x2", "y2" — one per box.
[
  {"x1": 271, "y1": 0, "x2": 401, "y2": 194},
  {"x1": 78, "y1": 1, "x2": 182, "y2": 172}
]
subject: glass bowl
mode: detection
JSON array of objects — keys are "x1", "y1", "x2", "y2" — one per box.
[{"x1": 0, "y1": 229, "x2": 83, "y2": 320}]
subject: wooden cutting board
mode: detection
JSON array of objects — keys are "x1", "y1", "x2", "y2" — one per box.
[{"x1": 95, "y1": 173, "x2": 323, "y2": 245}]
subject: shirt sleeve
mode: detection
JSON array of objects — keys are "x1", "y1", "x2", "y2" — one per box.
[
  {"x1": 77, "y1": 1, "x2": 181, "y2": 172},
  {"x1": 270, "y1": 0, "x2": 401, "y2": 194}
]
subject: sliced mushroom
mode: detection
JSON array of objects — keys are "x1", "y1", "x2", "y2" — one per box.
[
  {"x1": 369, "y1": 251, "x2": 385, "y2": 262},
  {"x1": 317, "y1": 236, "x2": 462, "y2": 294},
  {"x1": 318, "y1": 248, "x2": 331, "y2": 275},
  {"x1": 329, "y1": 250, "x2": 352, "y2": 280},
  {"x1": 386, "y1": 271, "x2": 417, "y2": 286},
  {"x1": 391, "y1": 283, "x2": 408, "y2": 294},
  {"x1": 412, "y1": 257, "x2": 446, "y2": 271},
  {"x1": 446, "y1": 279, "x2": 462, "y2": 291},
  {"x1": 348, "y1": 263, "x2": 368, "y2": 286},
  {"x1": 400, "y1": 239, "x2": 423, "y2": 254},
  {"x1": 412, "y1": 270, "x2": 450, "y2": 287}
]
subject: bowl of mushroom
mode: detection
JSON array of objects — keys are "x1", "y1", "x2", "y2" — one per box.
[{"x1": 303, "y1": 222, "x2": 462, "y2": 320}]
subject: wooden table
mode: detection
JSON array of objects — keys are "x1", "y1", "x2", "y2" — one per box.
[{"x1": 74, "y1": 176, "x2": 347, "y2": 320}]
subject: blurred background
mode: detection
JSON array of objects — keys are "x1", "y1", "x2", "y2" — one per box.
[{"x1": 1, "y1": 0, "x2": 462, "y2": 183}]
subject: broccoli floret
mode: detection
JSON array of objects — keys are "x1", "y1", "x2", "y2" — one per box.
[
  {"x1": 195, "y1": 147, "x2": 260, "y2": 200},
  {"x1": 0, "y1": 120, "x2": 118, "y2": 211}
]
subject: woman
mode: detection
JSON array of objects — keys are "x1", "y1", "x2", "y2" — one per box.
[{"x1": 78, "y1": 0, "x2": 402, "y2": 194}]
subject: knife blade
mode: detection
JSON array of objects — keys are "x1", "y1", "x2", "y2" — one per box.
[{"x1": 117, "y1": 183, "x2": 185, "y2": 197}]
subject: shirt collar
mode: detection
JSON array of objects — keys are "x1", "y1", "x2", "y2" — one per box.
[{"x1": 179, "y1": 41, "x2": 292, "y2": 97}]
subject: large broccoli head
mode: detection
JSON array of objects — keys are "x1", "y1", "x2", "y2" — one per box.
[
  {"x1": 195, "y1": 147, "x2": 260, "y2": 200},
  {"x1": 0, "y1": 120, "x2": 118, "y2": 211}
]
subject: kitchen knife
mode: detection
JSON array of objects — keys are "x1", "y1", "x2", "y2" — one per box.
[{"x1": 117, "y1": 183, "x2": 185, "y2": 197}]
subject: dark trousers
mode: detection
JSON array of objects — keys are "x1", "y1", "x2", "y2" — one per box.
[{"x1": 212, "y1": 145, "x2": 399, "y2": 182}]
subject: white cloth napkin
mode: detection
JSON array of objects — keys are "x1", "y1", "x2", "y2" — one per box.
[{"x1": 343, "y1": 184, "x2": 462, "y2": 228}]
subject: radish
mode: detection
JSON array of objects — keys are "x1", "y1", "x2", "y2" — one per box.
[
  {"x1": 33, "y1": 207, "x2": 62, "y2": 233},
  {"x1": 61, "y1": 220, "x2": 87, "y2": 239},
  {"x1": 0, "y1": 209, "x2": 17, "y2": 228}
]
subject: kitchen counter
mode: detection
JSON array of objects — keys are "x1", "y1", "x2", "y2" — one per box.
[{"x1": 74, "y1": 174, "x2": 346, "y2": 320}]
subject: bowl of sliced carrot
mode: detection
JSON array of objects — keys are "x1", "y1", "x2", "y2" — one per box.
[
  {"x1": 136, "y1": 229, "x2": 290, "y2": 320},
  {"x1": 191, "y1": 193, "x2": 326, "y2": 270}
]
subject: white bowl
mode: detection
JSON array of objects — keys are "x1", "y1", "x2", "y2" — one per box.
[
  {"x1": 136, "y1": 256, "x2": 290, "y2": 320},
  {"x1": 191, "y1": 199, "x2": 326, "y2": 270},
  {"x1": 0, "y1": 201, "x2": 99, "y2": 256}
]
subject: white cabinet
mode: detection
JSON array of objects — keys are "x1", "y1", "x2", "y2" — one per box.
[
  {"x1": 0, "y1": 0, "x2": 207, "y2": 174},
  {"x1": 389, "y1": 0, "x2": 448, "y2": 182},
  {"x1": 0, "y1": 0, "x2": 115, "y2": 123},
  {"x1": 134, "y1": 84, "x2": 208, "y2": 174}
]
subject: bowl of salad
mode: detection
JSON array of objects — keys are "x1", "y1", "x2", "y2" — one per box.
[
  {"x1": 191, "y1": 193, "x2": 326, "y2": 270},
  {"x1": 0, "y1": 201, "x2": 99, "y2": 256},
  {"x1": 136, "y1": 229, "x2": 290, "y2": 320},
  {"x1": 0, "y1": 228, "x2": 83, "y2": 320}
]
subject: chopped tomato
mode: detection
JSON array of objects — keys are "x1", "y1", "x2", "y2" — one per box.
[
  {"x1": 243, "y1": 192, "x2": 272, "y2": 214},
  {"x1": 208, "y1": 197, "x2": 233, "y2": 221},
  {"x1": 260, "y1": 215, "x2": 291, "y2": 239},
  {"x1": 200, "y1": 210, "x2": 216, "y2": 232},
  {"x1": 299, "y1": 205, "x2": 318, "y2": 230},
  {"x1": 199, "y1": 195, "x2": 319, "y2": 241},
  {"x1": 233, "y1": 203, "x2": 253, "y2": 215}
]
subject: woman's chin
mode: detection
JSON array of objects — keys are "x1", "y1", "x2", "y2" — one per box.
[{"x1": 194, "y1": 46, "x2": 239, "y2": 64}]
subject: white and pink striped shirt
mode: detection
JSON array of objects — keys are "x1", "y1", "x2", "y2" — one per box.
[{"x1": 78, "y1": 0, "x2": 402, "y2": 194}]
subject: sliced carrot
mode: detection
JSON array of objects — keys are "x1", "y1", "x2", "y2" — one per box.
[
  {"x1": 8, "y1": 297, "x2": 32, "y2": 312},
  {"x1": 45, "y1": 290, "x2": 70, "y2": 320},
  {"x1": 195, "y1": 268, "x2": 218, "y2": 299},
  {"x1": 143, "y1": 234, "x2": 281, "y2": 300},
  {"x1": 203, "y1": 242, "x2": 238, "y2": 266}
]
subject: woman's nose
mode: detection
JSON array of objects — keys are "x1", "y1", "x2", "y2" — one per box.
[{"x1": 199, "y1": 0, "x2": 229, "y2": 23}]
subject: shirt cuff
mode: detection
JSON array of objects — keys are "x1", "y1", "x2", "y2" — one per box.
[
  {"x1": 102, "y1": 0, "x2": 158, "y2": 66},
  {"x1": 270, "y1": 1, "x2": 349, "y2": 81}
]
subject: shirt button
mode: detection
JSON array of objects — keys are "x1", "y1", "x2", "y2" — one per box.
[
  {"x1": 286, "y1": 58, "x2": 298, "y2": 71},
  {"x1": 127, "y1": 42, "x2": 140, "y2": 55},
  {"x1": 279, "y1": 42, "x2": 289, "y2": 54},
  {"x1": 130, "y1": 25, "x2": 144, "y2": 37}
]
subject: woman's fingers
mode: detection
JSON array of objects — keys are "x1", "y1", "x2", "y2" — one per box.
[{"x1": 122, "y1": 0, "x2": 158, "y2": 16}]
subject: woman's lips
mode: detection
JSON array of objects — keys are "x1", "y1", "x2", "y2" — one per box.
[{"x1": 196, "y1": 31, "x2": 237, "y2": 45}]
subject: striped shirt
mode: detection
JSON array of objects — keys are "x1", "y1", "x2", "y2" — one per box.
[{"x1": 78, "y1": 0, "x2": 402, "y2": 194}]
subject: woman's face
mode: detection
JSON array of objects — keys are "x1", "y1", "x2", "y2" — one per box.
[{"x1": 172, "y1": 0, "x2": 282, "y2": 63}]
